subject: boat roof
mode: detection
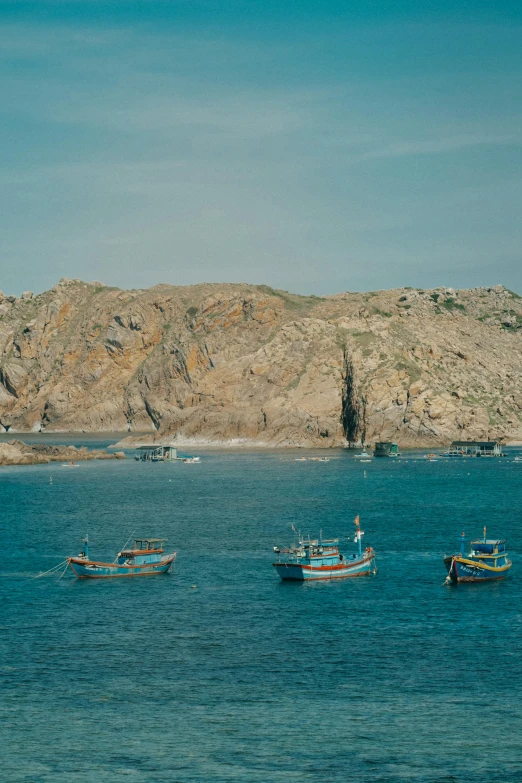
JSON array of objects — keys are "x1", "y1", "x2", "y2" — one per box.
[
  {"x1": 134, "y1": 537, "x2": 167, "y2": 543},
  {"x1": 471, "y1": 539, "x2": 506, "y2": 545},
  {"x1": 136, "y1": 445, "x2": 175, "y2": 450}
]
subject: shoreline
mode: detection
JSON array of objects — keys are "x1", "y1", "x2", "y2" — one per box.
[{"x1": 2, "y1": 431, "x2": 522, "y2": 451}]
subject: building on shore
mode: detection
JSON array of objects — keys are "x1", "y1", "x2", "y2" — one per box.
[
  {"x1": 374, "y1": 442, "x2": 400, "y2": 457},
  {"x1": 135, "y1": 445, "x2": 179, "y2": 462},
  {"x1": 449, "y1": 441, "x2": 504, "y2": 457}
]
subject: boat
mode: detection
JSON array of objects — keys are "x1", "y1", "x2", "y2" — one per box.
[
  {"x1": 354, "y1": 449, "x2": 371, "y2": 460},
  {"x1": 67, "y1": 536, "x2": 176, "y2": 578},
  {"x1": 514, "y1": 456, "x2": 522, "y2": 462},
  {"x1": 424, "y1": 453, "x2": 438, "y2": 462},
  {"x1": 443, "y1": 528, "x2": 512, "y2": 583},
  {"x1": 273, "y1": 516, "x2": 376, "y2": 581},
  {"x1": 62, "y1": 461, "x2": 79, "y2": 467},
  {"x1": 374, "y1": 442, "x2": 400, "y2": 458},
  {"x1": 183, "y1": 457, "x2": 200, "y2": 463}
]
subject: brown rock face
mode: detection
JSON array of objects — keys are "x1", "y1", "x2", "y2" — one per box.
[
  {"x1": 0, "y1": 440, "x2": 125, "y2": 466},
  {"x1": 1, "y1": 279, "x2": 522, "y2": 446}
]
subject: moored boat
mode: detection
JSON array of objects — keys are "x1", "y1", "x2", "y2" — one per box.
[
  {"x1": 273, "y1": 516, "x2": 376, "y2": 581},
  {"x1": 68, "y1": 536, "x2": 176, "y2": 578},
  {"x1": 444, "y1": 528, "x2": 512, "y2": 583}
]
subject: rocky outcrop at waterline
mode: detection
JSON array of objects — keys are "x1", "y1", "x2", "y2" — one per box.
[
  {"x1": 1, "y1": 278, "x2": 522, "y2": 447},
  {"x1": 0, "y1": 440, "x2": 126, "y2": 466}
]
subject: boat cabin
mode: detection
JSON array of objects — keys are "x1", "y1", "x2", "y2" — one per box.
[
  {"x1": 470, "y1": 539, "x2": 507, "y2": 555},
  {"x1": 450, "y1": 441, "x2": 503, "y2": 457},
  {"x1": 274, "y1": 537, "x2": 352, "y2": 567},
  {"x1": 118, "y1": 538, "x2": 167, "y2": 565},
  {"x1": 136, "y1": 445, "x2": 178, "y2": 462}
]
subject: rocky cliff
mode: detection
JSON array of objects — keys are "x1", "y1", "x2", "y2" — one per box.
[{"x1": 1, "y1": 279, "x2": 522, "y2": 446}]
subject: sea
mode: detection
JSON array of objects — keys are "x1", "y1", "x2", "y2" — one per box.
[{"x1": 1, "y1": 436, "x2": 522, "y2": 782}]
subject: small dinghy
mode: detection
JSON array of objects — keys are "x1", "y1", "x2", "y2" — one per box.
[
  {"x1": 444, "y1": 528, "x2": 512, "y2": 583},
  {"x1": 68, "y1": 536, "x2": 176, "y2": 578},
  {"x1": 273, "y1": 516, "x2": 376, "y2": 581}
]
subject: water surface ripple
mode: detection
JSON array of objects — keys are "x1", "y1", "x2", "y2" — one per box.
[{"x1": 1, "y1": 446, "x2": 521, "y2": 781}]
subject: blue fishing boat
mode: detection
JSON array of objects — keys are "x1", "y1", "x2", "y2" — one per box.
[
  {"x1": 273, "y1": 516, "x2": 376, "y2": 581},
  {"x1": 444, "y1": 528, "x2": 512, "y2": 583},
  {"x1": 68, "y1": 536, "x2": 176, "y2": 578}
]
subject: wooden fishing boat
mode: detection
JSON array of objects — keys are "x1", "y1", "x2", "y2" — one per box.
[
  {"x1": 68, "y1": 536, "x2": 176, "y2": 578},
  {"x1": 444, "y1": 528, "x2": 511, "y2": 583},
  {"x1": 273, "y1": 516, "x2": 376, "y2": 581}
]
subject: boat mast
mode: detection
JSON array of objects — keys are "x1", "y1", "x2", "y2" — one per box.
[
  {"x1": 83, "y1": 534, "x2": 89, "y2": 559},
  {"x1": 354, "y1": 516, "x2": 362, "y2": 556},
  {"x1": 459, "y1": 532, "x2": 466, "y2": 556}
]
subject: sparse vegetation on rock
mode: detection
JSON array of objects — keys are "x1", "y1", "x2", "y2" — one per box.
[{"x1": 0, "y1": 279, "x2": 521, "y2": 446}]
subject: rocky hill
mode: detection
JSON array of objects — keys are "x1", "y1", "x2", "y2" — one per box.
[
  {"x1": 0, "y1": 279, "x2": 522, "y2": 447},
  {"x1": 0, "y1": 440, "x2": 125, "y2": 466}
]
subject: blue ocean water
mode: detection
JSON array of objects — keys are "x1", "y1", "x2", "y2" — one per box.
[{"x1": 1, "y1": 443, "x2": 522, "y2": 782}]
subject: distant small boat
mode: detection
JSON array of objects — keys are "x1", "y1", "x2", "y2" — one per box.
[
  {"x1": 424, "y1": 453, "x2": 438, "y2": 462},
  {"x1": 273, "y1": 516, "x2": 376, "y2": 581},
  {"x1": 295, "y1": 457, "x2": 308, "y2": 461},
  {"x1": 62, "y1": 461, "x2": 79, "y2": 467},
  {"x1": 354, "y1": 449, "x2": 371, "y2": 459},
  {"x1": 514, "y1": 456, "x2": 522, "y2": 462},
  {"x1": 68, "y1": 536, "x2": 176, "y2": 578},
  {"x1": 443, "y1": 528, "x2": 512, "y2": 583},
  {"x1": 441, "y1": 448, "x2": 471, "y2": 457},
  {"x1": 183, "y1": 457, "x2": 200, "y2": 463}
]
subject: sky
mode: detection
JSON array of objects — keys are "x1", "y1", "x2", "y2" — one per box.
[{"x1": 1, "y1": 1, "x2": 521, "y2": 296}]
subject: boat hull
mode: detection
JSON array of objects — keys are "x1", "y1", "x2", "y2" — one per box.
[
  {"x1": 444, "y1": 555, "x2": 511, "y2": 583},
  {"x1": 68, "y1": 554, "x2": 176, "y2": 578},
  {"x1": 274, "y1": 553, "x2": 375, "y2": 581}
]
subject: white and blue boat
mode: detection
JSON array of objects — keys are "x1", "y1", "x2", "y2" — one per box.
[
  {"x1": 68, "y1": 536, "x2": 176, "y2": 579},
  {"x1": 444, "y1": 528, "x2": 512, "y2": 583},
  {"x1": 273, "y1": 516, "x2": 376, "y2": 581}
]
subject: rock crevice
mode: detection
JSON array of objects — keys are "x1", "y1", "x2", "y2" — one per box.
[{"x1": 0, "y1": 280, "x2": 521, "y2": 446}]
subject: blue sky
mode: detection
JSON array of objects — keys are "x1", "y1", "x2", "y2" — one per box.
[{"x1": 1, "y1": 1, "x2": 521, "y2": 296}]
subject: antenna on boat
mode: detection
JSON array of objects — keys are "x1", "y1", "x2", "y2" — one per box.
[
  {"x1": 460, "y1": 532, "x2": 466, "y2": 556},
  {"x1": 483, "y1": 526, "x2": 487, "y2": 543},
  {"x1": 114, "y1": 530, "x2": 136, "y2": 562},
  {"x1": 354, "y1": 516, "x2": 363, "y2": 556},
  {"x1": 82, "y1": 534, "x2": 89, "y2": 560}
]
